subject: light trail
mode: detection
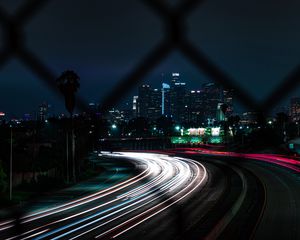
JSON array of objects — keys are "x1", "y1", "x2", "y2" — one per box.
[
  {"x1": 1, "y1": 152, "x2": 207, "y2": 240},
  {"x1": 172, "y1": 148, "x2": 300, "y2": 173}
]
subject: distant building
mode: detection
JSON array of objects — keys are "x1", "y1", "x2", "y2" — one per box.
[
  {"x1": 138, "y1": 84, "x2": 162, "y2": 120},
  {"x1": 0, "y1": 111, "x2": 6, "y2": 124},
  {"x1": 290, "y1": 97, "x2": 300, "y2": 122},
  {"x1": 134, "y1": 74, "x2": 235, "y2": 125},
  {"x1": 23, "y1": 113, "x2": 34, "y2": 121},
  {"x1": 138, "y1": 84, "x2": 151, "y2": 118},
  {"x1": 216, "y1": 103, "x2": 226, "y2": 121},
  {"x1": 148, "y1": 88, "x2": 162, "y2": 120},
  {"x1": 241, "y1": 112, "x2": 258, "y2": 125},
  {"x1": 202, "y1": 83, "x2": 222, "y2": 120},
  {"x1": 223, "y1": 88, "x2": 234, "y2": 117},
  {"x1": 188, "y1": 90, "x2": 205, "y2": 125},
  {"x1": 161, "y1": 83, "x2": 171, "y2": 116},
  {"x1": 88, "y1": 102, "x2": 98, "y2": 115},
  {"x1": 38, "y1": 102, "x2": 49, "y2": 121},
  {"x1": 169, "y1": 73, "x2": 187, "y2": 123},
  {"x1": 132, "y1": 96, "x2": 138, "y2": 118}
]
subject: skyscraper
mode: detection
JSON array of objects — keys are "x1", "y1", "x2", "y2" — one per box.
[
  {"x1": 290, "y1": 97, "x2": 300, "y2": 122},
  {"x1": 223, "y1": 88, "x2": 234, "y2": 117},
  {"x1": 148, "y1": 88, "x2": 162, "y2": 120},
  {"x1": 138, "y1": 84, "x2": 162, "y2": 120},
  {"x1": 161, "y1": 83, "x2": 170, "y2": 116},
  {"x1": 202, "y1": 83, "x2": 222, "y2": 121},
  {"x1": 188, "y1": 90, "x2": 205, "y2": 125},
  {"x1": 38, "y1": 102, "x2": 49, "y2": 121},
  {"x1": 138, "y1": 84, "x2": 151, "y2": 118},
  {"x1": 169, "y1": 73, "x2": 187, "y2": 123},
  {"x1": 132, "y1": 96, "x2": 138, "y2": 118}
]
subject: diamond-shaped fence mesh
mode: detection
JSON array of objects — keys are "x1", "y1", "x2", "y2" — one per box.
[
  {"x1": 0, "y1": 0, "x2": 299, "y2": 237},
  {"x1": 0, "y1": 0, "x2": 298, "y2": 114}
]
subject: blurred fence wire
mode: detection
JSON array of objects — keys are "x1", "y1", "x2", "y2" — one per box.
[
  {"x1": 0, "y1": 0, "x2": 299, "y2": 238},
  {"x1": 0, "y1": 0, "x2": 299, "y2": 114}
]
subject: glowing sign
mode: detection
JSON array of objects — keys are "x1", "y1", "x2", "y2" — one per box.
[
  {"x1": 199, "y1": 128, "x2": 205, "y2": 136},
  {"x1": 211, "y1": 127, "x2": 220, "y2": 136},
  {"x1": 188, "y1": 128, "x2": 207, "y2": 136}
]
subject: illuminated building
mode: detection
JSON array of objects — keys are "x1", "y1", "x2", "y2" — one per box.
[
  {"x1": 202, "y1": 83, "x2": 222, "y2": 121},
  {"x1": 223, "y1": 88, "x2": 234, "y2": 116},
  {"x1": 169, "y1": 73, "x2": 187, "y2": 123},
  {"x1": 161, "y1": 83, "x2": 171, "y2": 116},
  {"x1": 290, "y1": 97, "x2": 300, "y2": 122},
  {"x1": 241, "y1": 112, "x2": 258, "y2": 125},
  {"x1": 188, "y1": 90, "x2": 205, "y2": 124},
  {"x1": 0, "y1": 111, "x2": 5, "y2": 124},
  {"x1": 138, "y1": 84, "x2": 151, "y2": 118},
  {"x1": 138, "y1": 84, "x2": 162, "y2": 120},
  {"x1": 216, "y1": 103, "x2": 226, "y2": 121},
  {"x1": 38, "y1": 102, "x2": 49, "y2": 121},
  {"x1": 132, "y1": 96, "x2": 138, "y2": 118},
  {"x1": 148, "y1": 88, "x2": 162, "y2": 120}
]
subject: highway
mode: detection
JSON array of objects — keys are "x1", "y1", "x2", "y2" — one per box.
[
  {"x1": 1, "y1": 150, "x2": 300, "y2": 239},
  {"x1": 174, "y1": 148, "x2": 300, "y2": 240},
  {"x1": 0, "y1": 152, "x2": 208, "y2": 240}
]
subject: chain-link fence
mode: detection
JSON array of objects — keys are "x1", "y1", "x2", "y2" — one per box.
[
  {"x1": 0, "y1": 0, "x2": 299, "y2": 114},
  {"x1": 0, "y1": 0, "x2": 299, "y2": 238}
]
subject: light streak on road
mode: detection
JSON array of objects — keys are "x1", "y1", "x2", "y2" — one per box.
[
  {"x1": 172, "y1": 147, "x2": 300, "y2": 172},
  {"x1": 0, "y1": 152, "x2": 207, "y2": 240}
]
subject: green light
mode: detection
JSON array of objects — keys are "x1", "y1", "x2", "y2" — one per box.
[
  {"x1": 190, "y1": 137, "x2": 202, "y2": 144},
  {"x1": 210, "y1": 137, "x2": 222, "y2": 144},
  {"x1": 171, "y1": 137, "x2": 188, "y2": 144},
  {"x1": 175, "y1": 125, "x2": 180, "y2": 131}
]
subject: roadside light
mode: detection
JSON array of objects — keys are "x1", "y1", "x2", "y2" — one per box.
[
  {"x1": 112, "y1": 124, "x2": 117, "y2": 129},
  {"x1": 175, "y1": 125, "x2": 180, "y2": 131},
  {"x1": 268, "y1": 120, "x2": 272, "y2": 125},
  {"x1": 153, "y1": 127, "x2": 157, "y2": 131}
]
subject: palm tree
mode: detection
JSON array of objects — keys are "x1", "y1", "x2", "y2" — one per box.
[{"x1": 57, "y1": 70, "x2": 80, "y2": 183}]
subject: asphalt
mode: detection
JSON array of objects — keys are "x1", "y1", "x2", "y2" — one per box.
[{"x1": 2, "y1": 151, "x2": 299, "y2": 240}]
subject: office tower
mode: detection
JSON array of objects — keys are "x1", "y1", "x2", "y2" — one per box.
[
  {"x1": 38, "y1": 102, "x2": 49, "y2": 121},
  {"x1": 0, "y1": 111, "x2": 5, "y2": 124},
  {"x1": 162, "y1": 83, "x2": 171, "y2": 116},
  {"x1": 138, "y1": 84, "x2": 151, "y2": 118},
  {"x1": 290, "y1": 97, "x2": 300, "y2": 122},
  {"x1": 223, "y1": 88, "x2": 234, "y2": 117},
  {"x1": 169, "y1": 73, "x2": 187, "y2": 123},
  {"x1": 138, "y1": 84, "x2": 162, "y2": 120},
  {"x1": 148, "y1": 88, "x2": 162, "y2": 120},
  {"x1": 216, "y1": 103, "x2": 226, "y2": 121},
  {"x1": 188, "y1": 90, "x2": 205, "y2": 125},
  {"x1": 202, "y1": 83, "x2": 222, "y2": 121},
  {"x1": 132, "y1": 96, "x2": 138, "y2": 118}
]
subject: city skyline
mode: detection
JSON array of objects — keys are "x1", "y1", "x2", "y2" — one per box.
[{"x1": 1, "y1": 1, "x2": 300, "y2": 118}]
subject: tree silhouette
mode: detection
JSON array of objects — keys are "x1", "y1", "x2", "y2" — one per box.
[
  {"x1": 56, "y1": 70, "x2": 80, "y2": 116},
  {"x1": 57, "y1": 70, "x2": 80, "y2": 183}
]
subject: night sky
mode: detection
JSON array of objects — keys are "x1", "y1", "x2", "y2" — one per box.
[{"x1": 0, "y1": 0, "x2": 300, "y2": 117}]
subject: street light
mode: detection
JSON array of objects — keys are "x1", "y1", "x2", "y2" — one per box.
[
  {"x1": 175, "y1": 125, "x2": 180, "y2": 131},
  {"x1": 9, "y1": 125, "x2": 12, "y2": 201},
  {"x1": 111, "y1": 124, "x2": 117, "y2": 129}
]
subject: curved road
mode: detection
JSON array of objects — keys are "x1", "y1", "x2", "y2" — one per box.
[
  {"x1": 0, "y1": 152, "x2": 207, "y2": 240},
  {"x1": 176, "y1": 148, "x2": 300, "y2": 240},
  {"x1": 2, "y1": 150, "x2": 300, "y2": 240}
]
